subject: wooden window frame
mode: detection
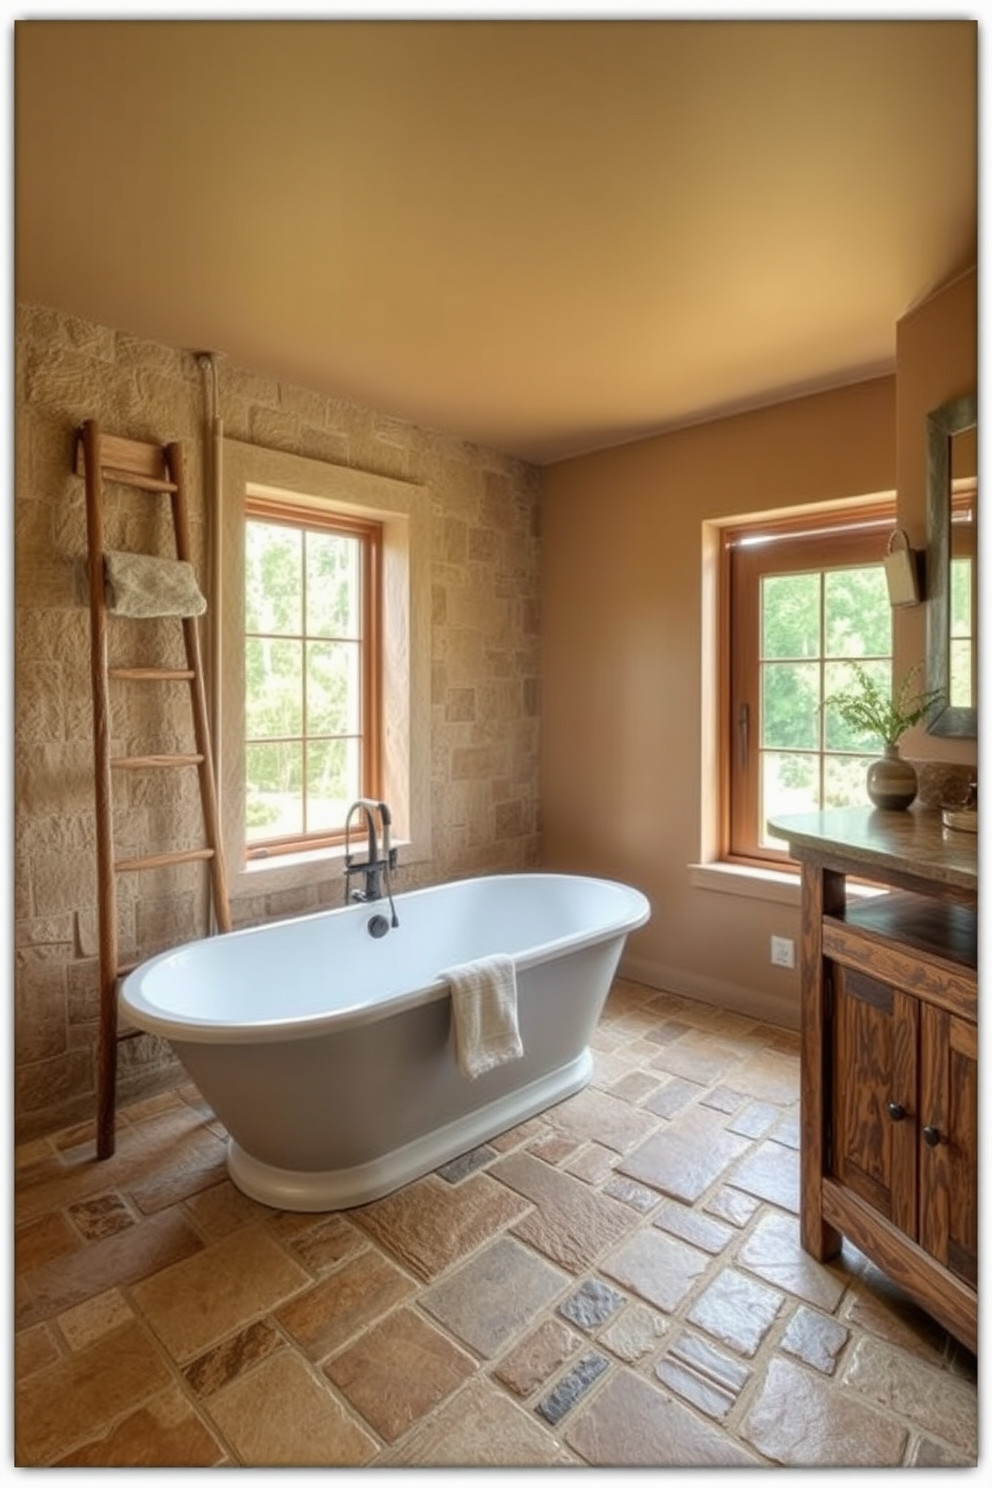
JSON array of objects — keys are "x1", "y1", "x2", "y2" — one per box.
[
  {"x1": 243, "y1": 495, "x2": 383, "y2": 860},
  {"x1": 723, "y1": 502, "x2": 897, "y2": 868}
]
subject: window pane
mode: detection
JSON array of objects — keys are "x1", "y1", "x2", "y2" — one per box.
[
  {"x1": 761, "y1": 660, "x2": 820, "y2": 749},
  {"x1": 760, "y1": 751, "x2": 818, "y2": 844},
  {"x1": 824, "y1": 752, "x2": 874, "y2": 810},
  {"x1": 822, "y1": 658, "x2": 890, "y2": 751},
  {"x1": 245, "y1": 522, "x2": 302, "y2": 635},
  {"x1": 306, "y1": 530, "x2": 361, "y2": 638},
  {"x1": 824, "y1": 566, "x2": 891, "y2": 658},
  {"x1": 245, "y1": 637, "x2": 303, "y2": 738},
  {"x1": 306, "y1": 738, "x2": 360, "y2": 832},
  {"x1": 245, "y1": 741, "x2": 303, "y2": 841},
  {"x1": 306, "y1": 640, "x2": 360, "y2": 735},
  {"x1": 761, "y1": 573, "x2": 820, "y2": 659}
]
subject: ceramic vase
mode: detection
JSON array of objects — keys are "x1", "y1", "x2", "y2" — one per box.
[{"x1": 866, "y1": 743, "x2": 918, "y2": 810}]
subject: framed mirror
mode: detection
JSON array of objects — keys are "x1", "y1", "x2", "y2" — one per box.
[{"x1": 926, "y1": 391, "x2": 978, "y2": 737}]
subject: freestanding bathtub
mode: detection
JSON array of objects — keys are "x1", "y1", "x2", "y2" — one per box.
[{"x1": 119, "y1": 872, "x2": 650, "y2": 1211}]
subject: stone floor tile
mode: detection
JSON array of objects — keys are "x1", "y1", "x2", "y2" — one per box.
[
  {"x1": 67, "y1": 1191, "x2": 136, "y2": 1240},
  {"x1": 841, "y1": 1260, "x2": 961, "y2": 1362},
  {"x1": 654, "y1": 1329, "x2": 751, "y2": 1419},
  {"x1": 15, "y1": 1322, "x2": 61, "y2": 1381},
  {"x1": 182, "y1": 1319, "x2": 284, "y2": 1397},
  {"x1": 729, "y1": 1099, "x2": 781, "y2": 1139},
  {"x1": 206, "y1": 1350, "x2": 378, "y2": 1466},
  {"x1": 601, "y1": 1174, "x2": 660, "y2": 1212},
  {"x1": 17, "y1": 1207, "x2": 204, "y2": 1328},
  {"x1": 435, "y1": 1144, "x2": 496, "y2": 1183},
  {"x1": 617, "y1": 1103, "x2": 751, "y2": 1202},
  {"x1": 700, "y1": 1083, "x2": 745, "y2": 1114},
  {"x1": 539, "y1": 1083, "x2": 660, "y2": 1152},
  {"x1": 722, "y1": 1046, "x2": 800, "y2": 1104},
  {"x1": 384, "y1": 1374, "x2": 577, "y2": 1466},
  {"x1": 726, "y1": 1136, "x2": 800, "y2": 1212},
  {"x1": 642, "y1": 1074, "x2": 704, "y2": 1118},
  {"x1": 492, "y1": 1149, "x2": 637, "y2": 1273},
  {"x1": 780, "y1": 1305, "x2": 850, "y2": 1373},
  {"x1": 704, "y1": 1184, "x2": 761, "y2": 1227},
  {"x1": 607, "y1": 1069, "x2": 661, "y2": 1104},
  {"x1": 283, "y1": 1213, "x2": 368, "y2": 1274},
  {"x1": 15, "y1": 1320, "x2": 174, "y2": 1465},
  {"x1": 739, "y1": 1355, "x2": 909, "y2": 1466},
  {"x1": 564, "y1": 1368, "x2": 759, "y2": 1466},
  {"x1": 558, "y1": 1277, "x2": 624, "y2": 1331},
  {"x1": 15, "y1": 1209, "x2": 82, "y2": 1272},
  {"x1": 652, "y1": 1197, "x2": 734, "y2": 1254},
  {"x1": 564, "y1": 1143, "x2": 616, "y2": 1185},
  {"x1": 132, "y1": 1225, "x2": 312, "y2": 1362},
  {"x1": 494, "y1": 1315, "x2": 582, "y2": 1397},
  {"x1": 527, "y1": 1129, "x2": 583, "y2": 1165},
  {"x1": 51, "y1": 1383, "x2": 225, "y2": 1467},
  {"x1": 324, "y1": 1306, "x2": 476, "y2": 1442},
  {"x1": 687, "y1": 1266, "x2": 785, "y2": 1356},
  {"x1": 736, "y1": 1209, "x2": 849, "y2": 1309},
  {"x1": 643, "y1": 1017, "x2": 696, "y2": 1045},
  {"x1": 182, "y1": 1178, "x2": 271, "y2": 1241},
  {"x1": 276, "y1": 1248, "x2": 417, "y2": 1361},
  {"x1": 647, "y1": 1037, "x2": 742, "y2": 1086},
  {"x1": 841, "y1": 1335, "x2": 978, "y2": 1459},
  {"x1": 597, "y1": 1300, "x2": 669, "y2": 1361},
  {"x1": 419, "y1": 1234, "x2": 568, "y2": 1358},
  {"x1": 600, "y1": 1227, "x2": 710, "y2": 1313},
  {"x1": 537, "y1": 1351, "x2": 609, "y2": 1424},
  {"x1": 57, "y1": 1287, "x2": 134, "y2": 1350},
  {"x1": 126, "y1": 1127, "x2": 230, "y2": 1214},
  {"x1": 350, "y1": 1172, "x2": 531, "y2": 1281}
]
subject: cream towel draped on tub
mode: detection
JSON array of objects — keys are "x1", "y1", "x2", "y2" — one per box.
[
  {"x1": 442, "y1": 954, "x2": 523, "y2": 1079},
  {"x1": 104, "y1": 550, "x2": 207, "y2": 618}
]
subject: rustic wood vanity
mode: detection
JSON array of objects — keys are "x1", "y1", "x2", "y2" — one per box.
[{"x1": 768, "y1": 807, "x2": 977, "y2": 1355}]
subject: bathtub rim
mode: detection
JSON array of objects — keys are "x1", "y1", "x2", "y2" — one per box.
[{"x1": 118, "y1": 871, "x2": 650, "y2": 1045}]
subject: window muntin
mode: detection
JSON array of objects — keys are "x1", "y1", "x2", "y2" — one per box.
[
  {"x1": 244, "y1": 496, "x2": 381, "y2": 858},
  {"x1": 726, "y1": 508, "x2": 896, "y2": 865}
]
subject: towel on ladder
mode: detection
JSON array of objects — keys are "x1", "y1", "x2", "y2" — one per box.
[
  {"x1": 442, "y1": 954, "x2": 523, "y2": 1079},
  {"x1": 104, "y1": 550, "x2": 207, "y2": 618}
]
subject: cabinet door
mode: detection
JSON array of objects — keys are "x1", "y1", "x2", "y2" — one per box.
[
  {"x1": 830, "y1": 964, "x2": 918, "y2": 1235},
  {"x1": 918, "y1": 1004, "x2": 978, "y2": 1287}
]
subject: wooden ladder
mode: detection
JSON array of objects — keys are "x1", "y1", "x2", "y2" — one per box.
[{"x1": 77, "y1": 419, "x2": 231, "y2": 1158}]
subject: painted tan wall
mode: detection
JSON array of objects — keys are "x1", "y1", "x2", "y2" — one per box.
[
  {"x1": 542, "y1": 264, "x2": 977, "y2": 1030},
  {"x1": 14, "y1": 303, "x2": 542, "y2": 1141}
]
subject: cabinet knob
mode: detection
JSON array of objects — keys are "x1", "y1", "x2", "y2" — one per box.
[
  {"x1": 922, "y1": 1125, "x2": 941, "y2": 1147},
  {"x1": 887, "y1": 1101, "x2": 906, "y2": 1122}
]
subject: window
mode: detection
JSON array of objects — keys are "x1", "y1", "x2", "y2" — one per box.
[
  {"x1": 218, "y1": 438, "x2": 432, "y2": 899},
  {"x1": 950, "y1": 485, "x2": 977, "y2": 709},
  {"x1": 244, "y1": 498, "x2": 381, "y2": 858},
  {"x1": 725, "y1": 504, "x2": 897, "y2": 866}
]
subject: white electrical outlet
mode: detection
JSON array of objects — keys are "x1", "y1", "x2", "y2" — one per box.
[{"x1": 770, "y1": 935, "x2": 796, "y2": 969}]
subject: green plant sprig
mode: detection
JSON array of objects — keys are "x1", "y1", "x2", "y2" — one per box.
[{"x1": 822, "y1": 662, "x2": 944, "y2": 747}]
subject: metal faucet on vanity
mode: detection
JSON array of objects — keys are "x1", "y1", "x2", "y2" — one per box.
[{"x1": 344, "y1": 799, "x2": 400, "y2": 926}]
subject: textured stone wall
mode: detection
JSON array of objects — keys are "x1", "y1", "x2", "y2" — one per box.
[{"x1": 14, "y1": 302, "x2": 543, "y2": 1141}]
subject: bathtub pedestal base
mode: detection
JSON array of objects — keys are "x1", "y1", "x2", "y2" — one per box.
[{"x1": 226, "y1": 1048, "x2": 593, "y2": 1212}]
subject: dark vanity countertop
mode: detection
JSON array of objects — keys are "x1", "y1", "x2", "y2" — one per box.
[{"x1": 767, "y1": 807, "x2": 978, "y2": 894}]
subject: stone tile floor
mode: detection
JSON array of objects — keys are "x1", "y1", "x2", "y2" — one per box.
[{"x1": 12, "y1": 978, "x2": 979, "y2": 1467}]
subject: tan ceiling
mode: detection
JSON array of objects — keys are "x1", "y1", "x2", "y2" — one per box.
[{"x1": 15, "y1": 17, "x2": 977, "y2": 465}]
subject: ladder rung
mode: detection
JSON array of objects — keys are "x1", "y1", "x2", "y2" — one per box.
[
  {"x1": 102, "y1": 465, "x2": 179, "y2": 494},
  {"x1": 115, "y1": 847, "x2": 216, "y2": 873},
  {"x1": 109, "y1": 667, "x2": 196, "y2": 682},
  {"x1": 112, "y1": 753, "x2": 205, "y2": 770}
]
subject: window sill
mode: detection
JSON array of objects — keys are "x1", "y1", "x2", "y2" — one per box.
[
  {"x1": 688, "y1": 861, "x2": 887, "y2": 904},
  {"x1": 231, "y1": 838, "x2": 419, "y2": 901}
]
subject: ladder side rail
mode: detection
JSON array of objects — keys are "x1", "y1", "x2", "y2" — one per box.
[
  {"x1": 81, "y1": 420, "x2": 121, "y2": 1158},
  {"x1": 166, "y1": 441, "x2": 232, "y2": 933}
]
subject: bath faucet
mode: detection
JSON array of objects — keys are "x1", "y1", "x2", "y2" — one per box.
[{"x1": 343, "y1": 799, "x2": 399, "y2": 918}]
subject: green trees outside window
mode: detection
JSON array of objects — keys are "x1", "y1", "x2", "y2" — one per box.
[{"x1": 244, "y1": 514, "x2": 367, "y2": 848}]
